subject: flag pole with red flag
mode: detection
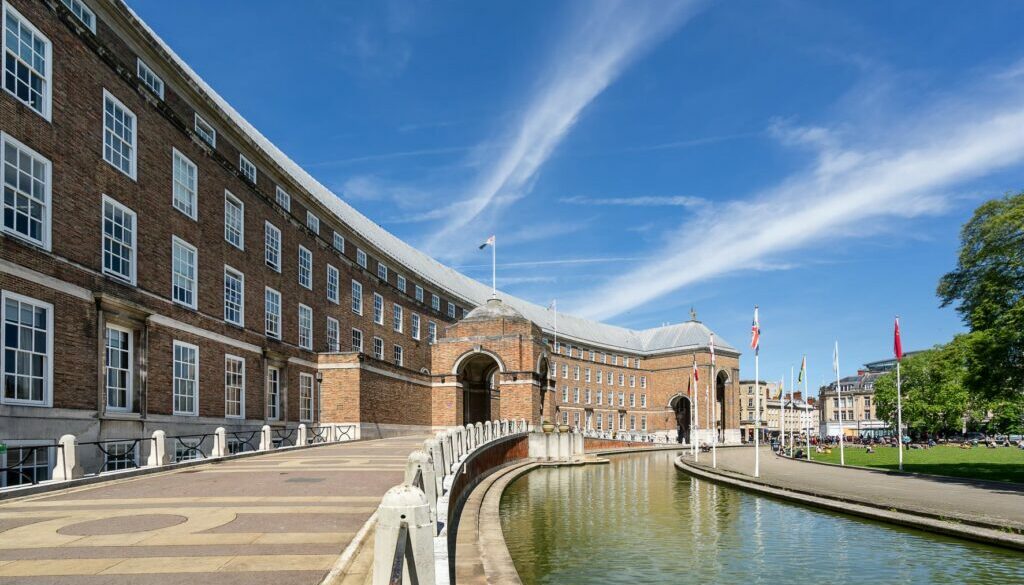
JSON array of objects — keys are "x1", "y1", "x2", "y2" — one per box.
[
  {"x1": 751, "y1": 306, "x2": 761, "y2": 478},
  {"x1": 692, "y1": 355, "x2": 700, "y2": 462},
  {"x1": 895, "y1": 316, "x2": 904, "y2": 472}
]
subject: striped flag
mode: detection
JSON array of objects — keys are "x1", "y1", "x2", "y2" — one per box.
[
  {"x1": 894, "y1": 317, "x2": 903, "y2": 361},
  {"x1": 750, "y1": 306, "x2": 760, "y2": 353},
  {"x1": 798, "y1": 355, "x2": 806, "y2": 383},
  {"x1": 478, "y1": 234, "x2": 495, "y2": 249},
  {"x1": 692, "y1": 355, "x2": 700, "y2": 382}
]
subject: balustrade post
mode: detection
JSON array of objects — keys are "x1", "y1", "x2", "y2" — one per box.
[
  {"x1": 52, "y1": 434, "x2": 82, "y2": 481},
  {"x1": 404, "y1": 450, "x2": 437, "y2": 530},
  {"x1": 298, "y1": 424, "x2": 308, "y2": 446},
  {"x1": 474, "y1": 422, "x2": 483, "y2": 447},
  {"x1": 573, "y1": 429, "x2": 584, "y2": 456},
  {"x1": 442, "y1": 432, "x2": 455, "y2": 475},
  {"x1": 423, "y1": 438, "x2": 444, "y2": 509},
  {"x1": 464, "y1": 423, "x2": 475, "y2": 452},
  {"x1": 259, "y1": 425, "x2": 273, "y2": 451},
  {"x1": 146, "y1": 430, "x2": 169, "y2": 467},
  {"x1": 483, "y1": 421, "x2": 492, "y2": 442},
  {"x1": 373, "y1": 485, "x2": 435, "y2": 585},
  {"x1": 211, "y1": 427, "x2": 227, "y2": 458}
]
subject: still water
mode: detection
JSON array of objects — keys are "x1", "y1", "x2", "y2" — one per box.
[{"x1": 499, "y1": 450, "x2": 1024, "y2": 584}]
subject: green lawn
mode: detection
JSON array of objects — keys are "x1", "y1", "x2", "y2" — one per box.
[{"x1": 808, "y1": 444, "x2": 1024, "y2": 484}]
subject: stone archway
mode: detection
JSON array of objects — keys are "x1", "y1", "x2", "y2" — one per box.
[
  {"x1": 456, "y1": 353, "x2": 502, "y2": 425},
  {"x1": 670, "y1": 394, "x2": 692, "y2": 444},
  {"x1": 716, "y1": 370, "x2": 729, "y2": 442}
]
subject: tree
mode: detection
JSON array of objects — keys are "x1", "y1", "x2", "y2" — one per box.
[{"x1": 937, "y1": 192, "x2": 1024, "y2": 400}]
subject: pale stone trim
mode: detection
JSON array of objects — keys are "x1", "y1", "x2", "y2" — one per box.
[
  {"x1": 148, "y1": 314, "x2": 261, "y2": 354},
  {"x1": 0, "y1": 258, "x2": 93, "y2": 301}
]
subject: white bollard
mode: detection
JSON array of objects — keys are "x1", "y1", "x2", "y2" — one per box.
[
  {"x1": 298, "y1": 424, "x2": 308, "y2": 446},
  {"x1": 373, "y1": 484, "x2": 436, "y2": 585},
  {"x1": 483, "y1": 421, "x2": 492, "y2": 442},
  {"x1": 442, "y1": 432, "x2": 455, "y2": 475},
  {"x1": 146, "y1": 430, "x2": 169, "y2": 467},
  {"x1": 474, "y1": 422, "x2": 483, "y2": 447},
  {"x1": 423, "y1": 438, "x2": 445, "y2": 507},
  {"x1": 211, "y1": 427, "x2": 227, "y2": 458},
  {"x1": 404, "y1": 450, "x2": 437, "y2": 529},
  {"x1": 259, "y1": 425, "x2": 273, "y2": 451},
  {"x1": 52, "y1": 434, "x2": 82, "y2": 481},
  {"x1": 464, "y1": 423, "x2": 475, "y2": 452}
]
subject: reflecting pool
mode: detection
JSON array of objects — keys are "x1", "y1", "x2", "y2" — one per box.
[{"x1": 499, "y1": 450, "x2": 1024, "y2": 584}]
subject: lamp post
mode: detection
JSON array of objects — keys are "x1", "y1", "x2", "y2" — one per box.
[{"x1": 315, "y1": 371, "x2": 323, "y2": 425}]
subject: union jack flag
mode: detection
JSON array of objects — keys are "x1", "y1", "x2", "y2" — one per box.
[{"x1": 750, "y1": 306, "x2": 760, "y2": 353}]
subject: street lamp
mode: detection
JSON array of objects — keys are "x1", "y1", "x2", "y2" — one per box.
[{"x1": 315, "y1": 371, "x2": 323, "y2": 425}]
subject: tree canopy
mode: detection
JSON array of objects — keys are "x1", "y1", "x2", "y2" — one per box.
[{"x1": 874, "y1": 341, "x2": 974, "y2": 435}]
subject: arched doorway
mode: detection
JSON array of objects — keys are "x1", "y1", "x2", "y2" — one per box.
[
  {"x1": 456, "y1": 353, "x2": 502, "y2": 425},
  {"x1": 670, "y1": 394, "x2": 692, "y2": 444},
  {"x1": 715, "y1": 370, "x2": 729, "y2": 442}
]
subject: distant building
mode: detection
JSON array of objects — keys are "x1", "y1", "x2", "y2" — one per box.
[
  {"x1": 817, "y1": 353, "x2": 920, "y2": 438},
  {"x1": 738, "y1": 380, "x2": 817, "y2": 442}
]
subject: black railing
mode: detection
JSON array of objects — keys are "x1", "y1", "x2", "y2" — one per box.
[
  {"x1": 78, "y1": 438, "x2": 153, "y2": 476},
  {"x1": 0, "y1": 444, "x2": 62, "y2": 487},
  {"x1": 273, "y1": 427, "x2": 297, "y2": 447},
  {"x1": 168, "y1": 433, "x2": 214, "y2": 462},
  {"x1": 389, "y1": 521, "x2": 421, "y2": 585},
  {"x1": 309, "y1": 425, "x2": 330, "y2": 444},
  {"x1": 335, "y1": 425, "x2": 355, "y2": 442},
  {"x1": 228, "y1": 430, "x2": 262, "y2": 453}
]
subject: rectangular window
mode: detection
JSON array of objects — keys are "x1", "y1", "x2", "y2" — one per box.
[
  {"x1": 224, "y1": 355, "x2": 245, "y2": 418},
  {"x1": 264, "y1": 287, "x2": 281, "y2": 338},
  {"x1": 596, "y1": 370, "x2": 603, "y2": 384},
  {"x1": 415, "y1": 285, "x2": 424, "y2": 302},
  {"x1": 61, "y1": 0, "x2": 96, "y2": 32},
  {"x1": 585, "y1": 368, "x2": 591, "y2": 383},
  {"x1": 573, "y1": 366, "x2": 580, "y2": 381},
  {"x1": 299, "y1": 373, "x2": 314, "y2": 422},
  {"x1": 393, "y1": 304, "x2": 403, "y2": 333},
  {"x1": 101, "y1": 195, "x2": 136, "y2": 284},
  {"x1": 640, "y1": 376, "x2": 647, "y2": 389},
  {"x1": 326, "y1": 264, "x2": 339, "y2": 304},
  {"x1": 306, "y1": 210, "x2": 319, "y2": 234},
  {"x1": 585, "y1": 389, "x2": 591, "y2": 404},
  {"x1": 103, "y1": 90, "x2": 136, "y2": 179},
  {"x1": 1, "y1": 292, "x2": 52, "y2": 406},
  {"x1": 372, "y1": 337, "x2": 383, "y2": 360},
  {"x1": 172, "y1": 341, "x2": 198, "y2": 415},
  {"x1": 1, "y1": 134, "x2": 51, "y2": 249},
  {"x1": 618, "y1": 392, "x2": 625, "y2": 407},
  {"x1": 298, "y1": 246, "x2": 312, "y2": 289},
  {"x1": 377, "y1": 262, "x2": 388, "y2": 282},
  {"x1": 356, "y1": 248, "x2": 367, "y2": 268},
  {"x1": 411, "y1": 314, "x2": 420, "y2": 340},
  {"x1": 561, "y1": 364, "x2": 568, "y2": 378},
  {"x1": 373, "y1": 293, "x2": 384, "y2": 325},
  {"x1": 630, "y1": 415, "x2": 636, "y2": 431},
  {"x1": 630, "y1": 393, "x2": 636, "y2": 407},
  {"x1": 393, "y1": 344, "x2": 403, "y2": 366},
  {"x1": 447, "y1": 302, "x2": 456, "y2": 319},
  {"x1": 194, "y1": 113, "x2": 216, "y2": 147},
  {"x1": 171, "y1": 237, "x2": 197, "y2": 309},
  {"x1": 266, "y1": 366, "x2": 280, "y2": 420},
  {"x1": 333, "y1": 231, "x2": 345, "y2": 252},
  {"x1": 642, "y1": 415, "x2": 648, "y2": 431},
  {"x1": 103, "y1": 441, "x2": 138, "y2": 471},
  {"x1": 573, "y1": 388, "x2": 580, "y2": 403},
  {"x1": 238, "y1": 153, "x2": 256, "y2": 183},
  {"x1": 223, "y1": 265, "x2": 244, "y2": 326},
  {"x1": 327, "y1": 317, "x2": 340, "y2": 352},
  {"x1": 104, "y1": 325, "x2": 132, "y2": 411},
  {"x1": 641, "y1": 393, "x2": 647, "y2": 408},
  {"x1": 397, "y1": 275, "x2": 406, "y2": 293},
  {"x1": 351, "y1": 280, "x2": 363, "y2": 315},
  {"x1": 172, "y1": 149, "x2": 197, "y2": 219},
  {"x1": 431, "y1": 294, "x2": 440, "y2": 311},
  {"x1": 630, "y1": 375, "x2": 636, "y2": 388},
  {"x1": 596, "y1": 413, "x2": 603, "y2": 430},
  {"x1": 136, "y1": 58, "x2": 163, "y2": 98},
  {"x1": 2, "y1": 5, "x2": 51, "y2": 119},
  {"x1": 428, "y1": 321, "x2": 437, "y2": 343},
  {"x1": 351, "y1": 328, "x2": 363, "y2": 352},
  {"x1": 275, "y1": 186, "x2": 290, "y2": 211},
  {"x1": 619, "y1": 373, "x2": 625, "y2": 387},
  {"x1": 224, "y1": 190, "x2": 244, "y2": 249},
  {"x1": 264, "y1": 222, "x2": 281, "y2": 271},
  {"x1": 573, "y1": 412, "x2": 581, "y2": 428},
  {"x1": 619, "y1": 413, "x2": 625, "y2": 429},
  {"x1": 298, "y1": 304, "x2": 313, "y2": 350},
  {"x1": 562, "y1": 386, "x2": 569, "y2": 402},
  {"x1": 597, "y1": 390, "x2": 603, "y2": 406}
]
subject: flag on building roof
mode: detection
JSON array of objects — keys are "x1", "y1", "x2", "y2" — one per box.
[
  {"x1": 894, "y1": 316, "x2": 903, "y2": 361},
  {"x1": 750, "y1": 306, "x2": 760, "y2": 353},
  {"x1": 478, "y1": 235, "x2": 495, "y2": 249}
]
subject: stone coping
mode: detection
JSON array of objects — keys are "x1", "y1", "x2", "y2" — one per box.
[{"x1": 675, "y1": 456, "x2": 1024, "y2": 552}]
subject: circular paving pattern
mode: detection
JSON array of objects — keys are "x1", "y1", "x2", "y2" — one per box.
[{"x1": 57, "y1": 514, "x2": 188, "y2": 536}]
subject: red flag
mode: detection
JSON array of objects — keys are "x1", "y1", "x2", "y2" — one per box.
[
  {"x1": 692, "y1": 355, "x2": 700, "y2": 382},
  {"x1": 894, "y1": 317, "x2": 903, "y2": 361},
  {"x1": 750, "y1": 306, "x2": 760, "y2": 351}
]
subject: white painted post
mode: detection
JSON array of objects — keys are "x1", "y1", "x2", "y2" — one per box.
[
  {"x1": 404, "y1": 450, "x2": 437, "y2": 529},
  {"x1": 474, "y1": 422, "x2": 483, "y2": 447},
  {"x1": 146, "y1": 430, "x2": 169, "y2": 467},
  {"x1": 373, "y1": 485, "x2": 436, "y2": 585},
  {"x1": 52, "y1": 434, "x2": 82, "y2": 481},
  {"x1": 298, "y1": 424, "x2": 308, "y2": 446},
  {"x1": 259, "y1": 425, "x2": 273, "y2": 451},
  {"x1": 483, "y1": 421, "x2": 492, "y2": 442},
  {"x1": 443, "y1": 432, "x2": 456, "y2": 474},
  {"x1": 464, "y1": 423, "x2": 475, "y2": 452},
  {"x1": 424, "y1": 438, "x2": 445, "y2": 507},
  {"x1": 519, "y1": 418, "x2": 527, "y2": 433},
  {"x1": 435, "y1": 432, "x2": 450, "y2": 478},
  {"x1": 453, "y1": 427, "x2": 465, "y2": 460},
  {"x1": 211, "y1": 427, "x2": 227, "y2": 458}
]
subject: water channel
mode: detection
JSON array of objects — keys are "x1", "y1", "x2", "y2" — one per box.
[{"x1": 499, "y1": 450, "x2": 1024, "y2": 584}]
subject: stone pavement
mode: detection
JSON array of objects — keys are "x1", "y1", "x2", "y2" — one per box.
[
  {"x1": 686, "y1": 447, "x2": 1024, "y2": 530},
  {"x1": 0, "y1": 435, "x2": 428, "y2": 584}
]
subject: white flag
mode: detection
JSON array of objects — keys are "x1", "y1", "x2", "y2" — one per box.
[{"x1": 833, "y1": 341, "x2": 840, "y2": 375}]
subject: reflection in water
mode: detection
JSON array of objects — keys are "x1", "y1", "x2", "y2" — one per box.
[{"x1": 499, "y1": 451, "x2": 1024, "y2": 585}]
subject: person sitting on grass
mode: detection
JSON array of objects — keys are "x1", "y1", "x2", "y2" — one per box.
[
  {"x1": 865, "y1": 445, "x2": 875, "y2": 454},
  {"x1": 815, "y1": 444, "x2": 823, "y2": 454}
]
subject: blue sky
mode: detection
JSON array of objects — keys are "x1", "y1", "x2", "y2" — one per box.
[{"x1": 130, "y1": 0, "x2": 1024, "y2": 392}]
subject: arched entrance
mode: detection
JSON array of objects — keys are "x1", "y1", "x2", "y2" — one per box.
[
  {"x1": 670, "y1": 394, "x2": 692, "y2": 444},
  {"x1": 715, "y1": 370, "x2": 729, "y2": 442},
  {"x1": 456, "y1": 353, "x2": 502, "y2": 425}
]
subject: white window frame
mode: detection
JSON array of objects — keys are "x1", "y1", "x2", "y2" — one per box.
[
  {"x1": 298, "y1": 246, "x2": 313, "y2": 289},
  {"x1": 136, "y1": 58, "x2": 164, "y2": 99},
  {"x1": 393, "y1": 303, "x2": 403, "y2": 333},
  {"x1": 431, "y1": 294, "x2": 440, "y2": 311},
  {"x1": 428, "y1": 321, "x2": 437, "y2": 344},
  {"x1": 351, "y1": 280, "x2": 363, "y2": 315},
  {"x1": 415, "y1": 285, "x2": 424, "y2": 302},
  {"x1": 61, "y1": 0, "x2": 95, "y2": 32},
  {"x1": 238, "y1": 153, "x2": 257, "y2": 183},
  {"x1": 351, "y1": 328, "x2": 363, "y2": 352},
  {"x1": 102, "y1": 89, "x2": 137, "y2": 180},
  {"x1": 2, "y1": 4, "x2": 52, "y2": 120},
  {"x1": 100, "y1": 194, "x2": 136, "y2": 284},
  {"x1": 411, "y1": 313, "x2": 421, "y2": 341},
  {"x1": 326, "y1": 264, "x2": 339, "y2": 304},
  {"x1": 306, "y1": 210, "x2": 320, "y2": 234},
  {"x1": 447, "y1": 302, "x2": 456, "y2": 319},
  {"x1": 104, "y1": 323, "x2": 132, "y2": 412},
  {"x1": 397, "y1": 275, "x2": 406, "y2": 293},
  {"x1": 377, "y1": 262, "x2": 388, "y2": 282},
  {"x1": 223, "y1": 190, "x2": 244, "y2": 250},
  {"x1": 373, "y1": 293, "x2": 384, "y2": 325},
  {"x1": 171, "y1": 236, "x2": 197, "y2": 309},
  {"x1": 326, "y1": 317, "x2": 340, "y2": 352},
  {"x1": 393, "y1": 344, "x2": 403, "y2": 367},
  {"x1": 224, "y1": 354, "x2": 245, "y2": 419},
  {"x1": 264, "y1": 287, "x2": 281, "y2": 339},
  {"x1": 264, "y1": 221, "x2": 281, "y2": 272},
  {"x1": 0, "y1": 291, "x2": 53, "y2": 407},
  {"x1": 298, "y1": 304, "x2": 313, "y2": 350},
  {"x1": 223, "y1": 265, "x2": 244, "y2": 327},
  {"x1": 299, "y1": 372, "x2": 314, "y2": 422},
  {"x1": 266, "y1": 365, "x2": 280, "y2": 420},
  {"x1": 372, "y1": 336, "x2": 384, "y2": 360},
  {"x1": 333, "y1": 231, "x2": 345, "y2": 252},
  {"x1": 172, "y1": 340, "x2": 199, "y2": 416},
  {"x1": 275, "y1": 186, "x2": 290, "y2": 211},
  {"x1": 356, "y1": 249, "x2": 367, "y2": 269},
  {"x1": 194, "y1": 113, "x2": 216, "y2": 147},
  {"x1": 0, "y1": 133, "x2": 52, "y2": 250},
  {"x1": 171, "y1": 148, "x2": 197, "y2": 220}
]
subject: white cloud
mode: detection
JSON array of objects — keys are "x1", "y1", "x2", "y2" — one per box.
[
  {"x1": 560, "y1": 195, "x2": 706, "y2": 207},
  {"x1": 572, "y1": 89, "x2": 1024, "y2": 320},
  {"x1": 420, "y1": 0, "x2": 701, "y2": 258}
]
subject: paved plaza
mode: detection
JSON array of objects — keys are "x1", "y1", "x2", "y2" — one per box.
[
  {"x1": 0, "y1": 436, "x2": 427, "y2": 584},
  {"x1": 686, "y1": 447, "x2": 1024, "y2": 531}
]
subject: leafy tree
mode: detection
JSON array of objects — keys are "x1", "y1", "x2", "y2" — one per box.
[{"x1": 937, "y1": 192, "x2": 1024, "y2": 400}]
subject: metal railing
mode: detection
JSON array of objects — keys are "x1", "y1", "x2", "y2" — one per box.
[
  {"x1": 228, "y1": 429, "x2": 262, "y2": 453},
  {"x1": 77, "y1": 438, "x2": 153, "y2": 476},
  {"x1": 272, "y1": 427, "x2": 297, "y2": 447},
  {"x1": 389, "y1": 521, "x2": 417, "y2": 585},
  {"x1": 168, "y1": 433, "x2": 215, "y2": 462},
  {"x1": 309, "y1": 425, "x2": 331, "y2": 444},
  {"x1": 0, "y1": 444, "x2": 63, "y2": 487}
]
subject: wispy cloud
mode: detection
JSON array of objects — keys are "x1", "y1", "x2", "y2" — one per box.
[
  {"x1": 455, "y1": 256, "x2": 640, "y2": 270},
  {"x1": 306, "y1": 145, "x2": 479, "y2": 168},
  {"x1": 560, "y1": 195, "x2": 706, "y2": 207},
  {"x1": 420, "y1": 0, "x2": 702, "y2": 258},
  {"x1": 572, "y1": 73, "x2": 1024, "y2": 320}
]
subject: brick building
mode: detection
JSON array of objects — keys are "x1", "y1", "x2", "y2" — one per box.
[{"x1": 0, "y1": 0, "x2": 740, "y2": 484}]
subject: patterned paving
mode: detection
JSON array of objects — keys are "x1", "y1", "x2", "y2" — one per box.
[{"x1": 0, "y1": 435, "x2": 428, "y2": 584}]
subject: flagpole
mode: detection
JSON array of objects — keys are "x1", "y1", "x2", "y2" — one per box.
[
  {"x1": 789, "y1": 365, "x2": 795, "y2": 454},
  {"x1": 693, "y1": 360, "x2": 699, "y2": 462},
  {"x1": 753, "y1": 307, "x2": 760, "y2": 478},
  {"x1": 835, "y1": 341, "x2": 845, "y2": 466},
  {"x1": 779, "y1": 377, "x2": 785, "y2": 455},
  {"x1": 804, "y1": 356, "x2": 810, "y2": 460},
  {"x1": 710, "y1": 335, "x2": 717, "y2": 469},
  {"x1": 491, "y1": 236, "x2": 497, "y2": 298},
  {"x1": 897, "y1": 359, "x2": 903, "y2": 471}
]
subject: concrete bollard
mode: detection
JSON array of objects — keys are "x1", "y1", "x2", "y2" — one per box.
[
  {"x1": 404, "y1": 450, "x2": 437, "y2": 529},
  {"x1": 298, "y1": 424, "x2": 308, "y2": 446},
  {"x1": 52, "y1": 434, "x2": 82, "y2": 481},
  {"x1": 464, "y1": 423, "x2": 475, "y2": 452},
  {"x1": 373, "y1": 484, "x2": 436, "y2": 585},
  {"x1": 452, "y1": 427, "x2": 464, "y2": 461},
  {"x1": 424, "y1": 438, "x2": 445, "y2": 506},
  {"x1": 259, "y1": 425, "x2": 273, "y2": 451},
  {"x1": 518, "y1": 418, "x2": 526, "y2": 433},
  {"x1": 492, "y1": 420, "x2": 501, "y2": 437},
  {"x1": 146, "y1": 430, "x2": 169, "y2": 467},
  {"x1": 483, "y1": 421, "x2": 492, "y2": 442},
  {"x1": 211, "y1": 427, "x2": 227, "y2": 458},
  {"x1": 474, "y1": 422, "x2": 483, "y2": 447},
  {"x1": 442, "y1": 432, "x2": 455, "y2": 475}
]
